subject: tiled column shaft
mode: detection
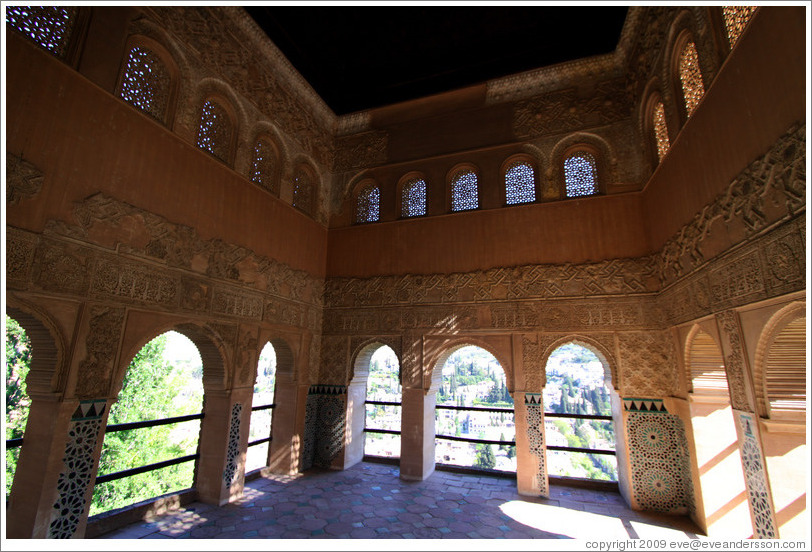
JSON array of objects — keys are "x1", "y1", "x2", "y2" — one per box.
[
  {"x1": 400, "y1": 386, "x2": 435, "y2": 481},
  {"x1": 515, "y1": 392, "x2": 548, "y2": 497},
  {"x1": 196, "y1": 389, "x2": 249, "y2": 505}
]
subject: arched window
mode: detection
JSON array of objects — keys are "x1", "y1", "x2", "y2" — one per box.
[
  {"x1": 119, "y1": 46, "x2": 171, "y2": 122},
  {"x1": 196, "y1": 99, "x2": 233, "y2": 163},
  {"x1": 401, "y1": 177, "x2": 427, "y2": 218},
  {"x1": 355, "y1": 183, "x2": 380, "y2": 223},
  {"x1": 544, "y1": 343, "x2": 616, "y2": 481},
  {"x1": 764, "y1": 316, "x2": 806, "y2": 416},
  {"x1": 505, "y1": 161, "x2": 536, "y2": 205},
  {"x1": 563, "y1": 151, "x2": 599, "y2": 197},
  {"x1": 435, "y1": 346, "x2": 515, "y2": 472},
  {"x1": 91, "y1": 331, "x2": 204, "y2": 515},
  {"x1": 450, "y1": 168, "x2": 478, "y2": 212},
  {"x1": 723, "y1": 6, "x2": 757, "y2": 48},
  {"x1": 653, "y1": 101, "x2": 671, "y2": 163},
  {"x1": 678, "y1": 40, "x2": 705, "y2": 118},
  {"x1": 5, "y1": 5, "x2": 77, "y2": 58},
  {"x1": 364, "y1": 346, "x2": 401, "y2": 458},
  {"x1": 250, "y1": 137, "x2": 279, "y2": 195},
  {"x1": 246, "y1": 342, "x2": 276, "y2": 473},
  {"x1": 292, "y1": 165, "x2": 315, "y2": 216}
]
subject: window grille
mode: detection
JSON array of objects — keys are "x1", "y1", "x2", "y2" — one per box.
[
  {"x1": 564, "y1": 151, "x2": 599, "y2": 197},
  {"x1": 450, "y1": 169, "x2": 478, "y2": 212},
  {"x1": 505, "y1": 161, "x2": 536, "y2": 205},
  {"x1": 6, "y1": 5, "x2": 76, "y2": 58},
  {"x1": 119, "y1": 46, "x2": 170, "y2": 121},
  {"x1": 765, "y1": 317, "x2": 806, "y2": 414},
  {"x1": 196, "y1": 100, "x2": 232, "y2": 163},
  {"x1": 355, "y1": 184, "x2": 380, "y2": 223},
  {"x1": 723, "y1": 6, "x2": 757, "y2": 48},
  {"x1": 687, "y1": 331, "x2": 728, "y2": 395},
  {"x1": 679, "y1": 41, "x2": 705, "y2": 118},
  {"x1": 401, "y1": 178, "x2": 427, "y2": 218},
  {"x1": 292, "y1": 168, "x2": 314, "y2": 215},
  {"x1": 653, "y1": 101, "x2": 670, "y2": 162},
  {"x1": 250, "y1": 139, "x2": 277, "y2": 194}
]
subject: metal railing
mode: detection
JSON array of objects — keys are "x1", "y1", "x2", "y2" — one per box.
[
  {"x1": 364, "y1": 400, "x2": 402, "y2": 453},
  {"x1": 435, "y1": 404, "x2": 616, "y2": 457},
  {"x1": 247, "y1": 403, "x2": 275, "y2": 448},
  {"x1": 94, "y1": 412, "x2": 205, "y2": 484}
]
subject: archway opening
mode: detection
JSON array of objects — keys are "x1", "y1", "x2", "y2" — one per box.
[
  {"x1": 364, "y1": 345, "x2": 401, "y2": 459},
  {"x1": 246, "y1": 342, "x2": 277, "y2": 472},
  {"x1": 90, "y1": 330, "x2": 204, "y2": 515},
  {"x1": 544, "y1": 343, "x2": 617, "y2": 481},
  {"x1": 435, "y1": 345, "x2": 515, "y2": 472},
  {"x1": 5, "y1": 315, "x2": 31, "y2": 501}
]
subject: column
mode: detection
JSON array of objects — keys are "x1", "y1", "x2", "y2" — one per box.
[
  {"x1": 196, "y1": 388, "x2": 252, "y2": 505},
  {"x1": 266, "y1": 377, "x2": 306, "y2": 475},
  {"x1": 716, "y1": 310, "x2": 778, "y2": 539},
  {"x1": 399, "y1": 386, "x2": 436, "y2": 481},
  {"x1": 514, "y1": 392, "x2": 549, "y2": 497}
]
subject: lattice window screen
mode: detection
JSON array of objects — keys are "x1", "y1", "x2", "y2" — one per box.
[
  {"x1": 355, "y1": 184, "x2": 380, "y2": 223},
  {"x1": 679, "y1": 41, "x2": 705, "y2": 118},
  {"x1": 723, "y1": 6, "x2": 757, "y2": 48},
  {"x1": 120, "y1": 46, "x2": 170, "y2": 121},
  {"x1": 687, "y1": 331, "x2": 728, "y2": 395},
  {"x1": 251, "y1": 139, "x2": 277, "y2": 194},
  {"x1": 293, "y1": 168, "x2": 314, "y2": 215},
  {"x1": 505, "y1": 162, "x2": 536, "y2": 205},
  {"x1": 765, "y1": 317, "x2": 806, "y2": 414},
  {"x1": 451, "y1": 170, "x2": 478, "y2": 212},
  {"x1": 196, "y1": 100, "x2": 232, "y2": 163},
  {"x1": 653, "y1": 102, "x2": 670, "y2": 162},
  {"x1": 6, "y1": 5, "x2": 76, "y2": 58},
  {"x1": 401, "y1": 178, "x2": 427, "y2": 218},
  {"x1": 564, "y1": 152, "x2": 599, "y2": 197}
]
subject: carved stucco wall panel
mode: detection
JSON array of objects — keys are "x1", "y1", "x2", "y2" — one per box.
[
  {"x1": 75, "y1": 305, "x2": 126, "y2": 399},
  {"x1": 6, "y1": 227, "x2": 40, "y2": 289},
  {"x1": 616, "y1": 331, "x2": 677, "y2": 398}
]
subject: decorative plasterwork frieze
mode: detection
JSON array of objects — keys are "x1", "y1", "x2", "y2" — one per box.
[
  {"x1": 332, "y1": 130, "x2": 388, "y2": 173},
  {"x1": 487, "y1": 53, "x2": 622, "y2": 105},
  {"x1": 44, "y1": 193, "x2": 323, "y2": 309},
  {"x1": 655, "y1": 124, "x2": 806, "y2": 287},
  {"x1": 512, "y1": 77, "x2": 634, "y2": 139},
  {"x1": 325, "y1": 256, "x2": 659, "y2": 309}
]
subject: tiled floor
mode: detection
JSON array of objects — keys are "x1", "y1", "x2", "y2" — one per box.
[{"x1": 98, "y1": 461, "x2": 705, "y2": 541}]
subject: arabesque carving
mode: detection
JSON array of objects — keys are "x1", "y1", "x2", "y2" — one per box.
[
  {"x1": 76, "y1": 306, "x2": 125, "y2": 399},
  {"x1": 655, "y1": 124, "x2": 806, "y2": 286},
  {"x1": 513, "y1": 78, "x2": 634, "y2": 139},
  {"x1": 44, "y1": 193, "x2": 324, "y2": 309},
  {"x1": 715, "y1": 310, "x2": 752, "y2": 412},
  {"x1": 333, "y1": 130, "x2": 388, "y2": 173},
  {"x1": 6, "y1": 153, "x2": 44, "y2": 205},
  {"x1": 616, "y1": 331, "x2": 677, "y2": 397}
]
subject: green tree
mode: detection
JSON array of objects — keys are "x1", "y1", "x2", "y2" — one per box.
[
  {"x1": 5, "y1": 316, "x2": 32, "y2": 500},
  {"x1": 474, "y1": 444, "x2": 496, "y2": 470},
  {"x1": 90, "y1": 334, "x2": 203, "y2": 515}
]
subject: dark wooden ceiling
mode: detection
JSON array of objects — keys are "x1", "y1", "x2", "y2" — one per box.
[{"x1": 247, "y1": 6, "x2": 629, "y2": 116}]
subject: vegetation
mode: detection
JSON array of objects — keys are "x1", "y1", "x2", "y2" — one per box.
[
  {"x1": 90, "y1": 332, "x2": 203, "y2": 515},
  {"x1": 5, "y1": 316, "x2": 32, "y2": 500}
]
